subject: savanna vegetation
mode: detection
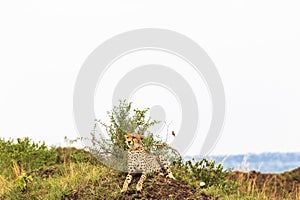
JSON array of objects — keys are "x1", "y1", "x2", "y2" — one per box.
[{"x1": 1, "y1": 101, "x2": 299, "y2": 199}]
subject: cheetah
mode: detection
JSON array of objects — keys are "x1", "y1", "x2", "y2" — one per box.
[{"x1": 121, "y1": 132, "x2": 175, "y2": 192}]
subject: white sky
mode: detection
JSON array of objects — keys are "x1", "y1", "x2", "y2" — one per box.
[{"x1": 0, "y1": 0, "x2": 300, "y2": 155}]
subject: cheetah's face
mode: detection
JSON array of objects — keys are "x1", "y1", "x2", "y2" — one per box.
[{"x1": 124, "y1": 133, "x2": 143, "y2": 150}]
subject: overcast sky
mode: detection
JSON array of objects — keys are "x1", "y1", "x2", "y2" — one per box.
[{"x1": 0, "y1": 1, "x2": 300, "y2": 156}]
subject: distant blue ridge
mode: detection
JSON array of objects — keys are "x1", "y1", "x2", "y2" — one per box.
[{"x1": 184, "y1": 152, "x2": 300, "y2": 173}]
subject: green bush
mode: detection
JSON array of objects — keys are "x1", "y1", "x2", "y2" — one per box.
[
  {"x1": 88, "y1": 100, "x2": 181, "y2": 171},
  {"x1": 0, "y1": 137, "x2": 57, "y2": 178},
  {"x1": 173, "y1": 158, "x2": 237, "y2": 194},
  {"x1": 0, "y1": 137, "x2": 97, "y2": 180},
  {"x1": 93, "y1": 100, "x2": 160, "y2": 150}
]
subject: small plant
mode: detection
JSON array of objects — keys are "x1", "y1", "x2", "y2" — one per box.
[
  {"x1": 92, "y1": 100, "x2": 160, "y2": 150},
  {"x1": 15, "y1": 173, "x2": 33, "y2": 192},
  {"x1": 173, "y1": 158, "x2": 237, "y2": 195}
]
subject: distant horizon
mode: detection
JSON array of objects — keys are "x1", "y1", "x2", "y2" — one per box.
[
  {"x1": 2, "y1": 135, "x2": 299, "y2": 173},
  {"x1": 1, "y1": 135, "x2": 299, "y2": 157}
]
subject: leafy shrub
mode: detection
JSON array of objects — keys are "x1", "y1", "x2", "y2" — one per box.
[
  {"x1": 93, "y1": 100, "x2": 160, "y2": 150},
  {"x1": 88, "y1": 100, "x2": 181, "y2": 171},
  {"x1": 0, "y1": 137, "x2": 57, "y2": 178},
  {"x1": 173, "y1": 158, "x2": 237, "y2": 194},
  {"x1": 0, "y1": 137, "x2": 97, "y2": 180}
]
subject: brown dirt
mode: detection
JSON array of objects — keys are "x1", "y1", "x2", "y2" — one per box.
[
  {"x1": 118, "y1": 176, "x2": 213, "y2": 200},
  {"x1": 27, "y1": 165, "x2": 60, "y2": 179},
  {"x1": 62, "y1": 175, "x2": 214, "y2": 200}
]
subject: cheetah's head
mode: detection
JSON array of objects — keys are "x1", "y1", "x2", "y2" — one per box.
[{"x1": 124, "y1": 133, "x2": 144, "y2": 150}]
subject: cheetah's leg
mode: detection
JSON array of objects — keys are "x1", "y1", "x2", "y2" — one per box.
[
  {"x1": 121, "y1": 173, "x2": 132, "y2": 192},
  {"x1": 164, "y1": 164, "x2": 175, "y2": 179},
  {"x1": 158, "y1": 171, "x2": 164, "y2": 176},
  {"x1": 158, "y1": 156, "x2": 175, "y2": 180},
  {"x1": 136, "y1": 172, "x2": 147, "y2": 191}
]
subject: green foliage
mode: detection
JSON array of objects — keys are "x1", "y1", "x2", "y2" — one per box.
[
  {"x1": 0, "y1": 137, "x2": 96, "y2": 180},
  {"x1": 88, "y1": 100, "x2": 181, "y2": 171},
  {"x1": 173, "y1": 158, "x2": 237, "y2": 195},
  {"x1": 0, "y1": 137, "x2": 57, "y2": 178},
  {"x1": 15, "y1": 173, "x2": 33, "y2": 192},
  {"x1": 0, "y1": 138, "x2": 298, "y2": 199},
  {"x1": 93, "y1": 100, "x2": 160, "y2": 151},
  {"x1": 55, "y1": 147, "x2": 98, "y2": 165},
  {"x1": 0, "y1": 101, "x2": 297, "y2": 199}
]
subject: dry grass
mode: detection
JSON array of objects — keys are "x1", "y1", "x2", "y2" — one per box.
[
  {"x1": 1, "y1": 145, "x2": 299, "y2": 200},
  {"x1": 221, "y1": 155, "x2": 300, "y2": 200},
  {"x1": 228, "y1": 169, "x2": 300, "y2": 199},
  {"x1": 0, "y1": 175, "x2": 12, "y2": 196}
]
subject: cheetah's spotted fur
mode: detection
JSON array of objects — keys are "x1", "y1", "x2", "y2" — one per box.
[{"x1": 121, "y1": 133, "x2": 175, "y2": 192}]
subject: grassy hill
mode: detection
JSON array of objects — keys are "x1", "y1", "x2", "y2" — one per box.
[{"x1": 0, "y1": 137, "x2": 300, "y2": 199}]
